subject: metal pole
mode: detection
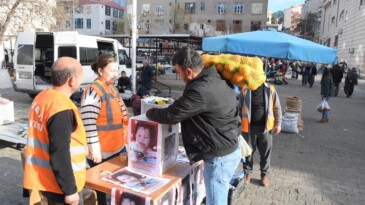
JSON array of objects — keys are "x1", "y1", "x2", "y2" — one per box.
[{"x1": 131, "y1": 0, "x2": 137, "y2": 94}]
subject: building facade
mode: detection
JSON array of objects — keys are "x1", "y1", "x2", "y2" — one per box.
[
  {"x1": 72, "y1": 0, "x2": 125, "y2": 35},
  {"x1": 128, "y1": 0, "x2": 268, "y2": 36},
  {"x1": 284, "y1": 5, "x2": 303, "y2": 32},
  {"x1": 320, "y1": 0, "x2": 365, "y2": 73}
]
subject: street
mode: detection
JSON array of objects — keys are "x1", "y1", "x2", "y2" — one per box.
[{"x1": 0, "y1": 73, "x2": 365, "y2": 205}]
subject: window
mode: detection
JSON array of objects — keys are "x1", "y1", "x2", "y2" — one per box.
[
  {"x1": 252, "y1": 3, "x2": 263, "y2": 14},
  {"x1": 105, "y1": 20, "x2": 110, "y2": 29},
  {"x1": 17, "y1": 45, "x2": 33, "y2": 65},
  {"x1": 250, "y1": 21, "x2": 261, "y2": 31},
  {"x1": 218, "y1": 3, "x2": 227, "y2": 14},
  {"x1": 75, "y1": 18, "x2": 83, "y2": 29},
  {"x1": 79, "y1": 47, "x2": 98, "y2": 65},
  {"x1": 105, "y1": 6, "x2": 111, "y2": 16},
  {"x1": 333, "y1": 0, "x2": 337, "y2": 4},
  {"x1": 361, "y1": 0, "x2": 365, "y2": 5},
  {"x1": 185, "y1": 3, "x2": 196, "y2": 14},
  {"x1": 334, "y1": 35, "x2": 338, "y2": 47},
  {"x1": 112, "y1": 21, "x2": 117, "y2": 31},
  {"x1": 142, "y1": 4, "x2": 150, "y2": 14},
  {"x1": 327, "y1": 38, "x2": 331, "y2": 46},
  {"x1": 155, "y1": 4, "x2": 165, "y2": 15},
  {"x1": 201, "y1": 2, "x2": 205, "y2": 11},
  {"x1": 184, "y1": 23, "x2": 189, "y2": 30},
  {"x1": 331, "y1": 16, "x2": 335, "y2": 24},
  {"x1": 87, "y1": 19, "x2": 91, "y2": 29},
  {"x1": 216, "y1": 20, "x2": 226, "y2": 31},
  {"x1": 233, "y1": 20, "x2": 242, "y2": 32},
  {"x1": 58, "y1": 46, "x2": 77, "y2": 59},
  {"x1": 156, "y1": 19, "x2": 164, "y2": 24},
  {"x1": 339, "y1": 10, "x2": 344, "y2": 21},
  {"x1": 119, "y1": 9, "x2": 124, "y2": 18},
  {"x1": 234, "y1": 2, "x2": 244, "y2": 14},
  {"x1": 113, "y1": 8, "x2": 118, "y2": 18}
]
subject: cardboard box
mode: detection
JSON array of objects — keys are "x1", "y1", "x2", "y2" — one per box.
[
  {"x1": 0, "y1": 101, "x2": 14, "y2": 125},
  {"x1": 128, "y1": 114, "x2": 179, "y2": 177}
]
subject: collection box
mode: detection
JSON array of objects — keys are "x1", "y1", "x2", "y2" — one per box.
[
  {"x1": 128, "y1": 114, "x2": 179, "y2": 177},
  {"x1": 0, "y1": 100, "x2": 14, "y2": 125}
]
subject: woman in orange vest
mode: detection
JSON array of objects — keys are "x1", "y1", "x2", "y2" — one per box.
[{"x1": 80, "y1": 54, "x2": 129, "y2": 205}]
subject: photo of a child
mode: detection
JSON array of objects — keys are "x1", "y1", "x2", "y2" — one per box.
[
  {"x1": 129, "y1": 120, "x2": 158, "y2": 164},
  {"x1": 104, "y1": 168, "x2": 170, "y2": 194},
  {"x1": 119, "y1": 192, "x2": 144, "y2": 205},
  {"x1": 164, "y1": 133, "x2": 176, "y2": 161}
]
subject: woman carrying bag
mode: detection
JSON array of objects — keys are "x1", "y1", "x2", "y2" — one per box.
[{"x1": 318, "y1": 67, "x2": 333, "y2": 123}]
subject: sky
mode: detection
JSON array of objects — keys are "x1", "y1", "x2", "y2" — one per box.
[{"x1": 268, "y1": 0, "x2": 305, "y2": 12}]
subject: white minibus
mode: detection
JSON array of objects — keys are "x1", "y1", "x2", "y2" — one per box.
[{"x1": 13, "y1": 31, "x2": 131, "y2": 98}]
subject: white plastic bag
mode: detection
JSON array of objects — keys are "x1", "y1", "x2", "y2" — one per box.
[
  {"x1": 317, "y1": 99, "x2": 330, "y2": 112},
  {"x1": 281, "y1": 112, "x2": 299, "y2": 133},
  {"x1": 238, "y1": 135, "x2": 252, "y2": 157}
]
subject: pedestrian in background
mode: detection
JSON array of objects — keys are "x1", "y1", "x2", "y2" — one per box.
[
  {"x1": 23, "y1": 57, "x2": 87, "y2": 205},
  {"x1": 301, "y1": 63, "x2": 310, "y2": 86},
  {"x1": 318, "y1": 67, "x2": 333, "y2": 123},
  {"x1": 80, "y1": 54, "x2": 129, "y2": 205},
  {"x1": 344, "y1": 67, "x2": 358, "y2": 98},
  {"x1": 140, "y1": 59, "x2": 154, "y2": 95},
  {"x1": 308, "y1": 63, "x2": 317, "y2": 88},
  {"x1": 146, "y1": 47, "x2": 241, "y2": 205},
  {"x1": 330, "y1": 64, "x2": 344, "y2": 96},
  {"x1": 239, "y1": 82, "x2": 282, "y2": 187}
]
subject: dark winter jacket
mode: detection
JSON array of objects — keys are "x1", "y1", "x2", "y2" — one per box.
[
  {"x1": 321, "y1": 76, "x2": 333, "y2": 97},
  {"x1": 330, "y1": 67, "x2": 344, "y2": 84},
  {"x1": 146, "y1": 66, "x2": 240, "y2": 162}
]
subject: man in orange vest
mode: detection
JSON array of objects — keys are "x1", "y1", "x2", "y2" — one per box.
[
  {"x1": 23, "y1": 57, "x2": 87, "y2": 205},
  {"x1": 239, "y1": 82, "x2": 282, "y2": 187}
]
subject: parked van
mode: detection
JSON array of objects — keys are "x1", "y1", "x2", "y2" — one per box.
[{"x1": 13, "y1": 31, "x2": 131, "y2": 98}]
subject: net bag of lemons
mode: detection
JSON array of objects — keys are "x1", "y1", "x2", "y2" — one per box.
[{"x1": 202, "y1": 54, "x2": 266, "y2": 90}]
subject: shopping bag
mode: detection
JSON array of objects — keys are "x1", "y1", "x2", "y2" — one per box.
[
  {"x1": 238, "y1": 135, "x2": 252, "y2": 157},
  {"x1": 317, "y1": 99, "x2": 330, "y2": 112}
]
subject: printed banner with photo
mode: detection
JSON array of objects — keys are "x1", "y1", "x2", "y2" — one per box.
[
  {"x1": 175, "y1": 174, "x2": 192, "y2": 205},
  {"x1": 128, "y1": 118, "x2": 161, "y2": 177},
  {"x1": 111, "y1": 188, "x2": 151, "y2": 205},
  {"x1": 102, "y1": 167, "x2": 170, "y2": 194},
  {"x1": 156, "y1": 186, "x2": 175, "y2": 205}
]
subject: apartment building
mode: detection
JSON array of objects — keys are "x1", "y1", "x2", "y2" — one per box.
[
  {"x1": 284, "y1": 5, "x2": 303, "y2": 32},
  {"x1": 72, "y1": 0, "x2": 125, "y2": 35},
  {"x1": 129, "y1": 0, "x2": 268, "y2": 36},
  {"x1": 320, "y1": 0, "x2": 365, "y2": 73}
]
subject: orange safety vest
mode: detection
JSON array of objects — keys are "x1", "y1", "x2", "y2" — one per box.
[
  {"x1": 241, "y1": 84, "x2": 276, "y2": 133},
  {"x1": 87, "y1": 80, "x2": 128, "y2": 157},
  {"x1": 24, "y1": 89, "x2": 87, "y2": 194}
]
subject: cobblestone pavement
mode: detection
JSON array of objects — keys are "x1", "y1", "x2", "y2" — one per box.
[{"x1": 1, "y1": 72, "x2": 365, "y2": 205}]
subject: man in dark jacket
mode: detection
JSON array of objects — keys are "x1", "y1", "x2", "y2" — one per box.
[
  {"x1": 140, "y1": 59, "x2": 154, "y2": 94},
  {"x1": 146, "y1": 47, "x2": 241, "y2": 205},
  {"x1": 330, "y1": 64, "x2": 344, "y2": 96}
]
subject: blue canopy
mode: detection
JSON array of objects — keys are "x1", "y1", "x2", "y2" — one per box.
[{"x1": 203, "y1": 29, "x2": 337, "y2": 64}]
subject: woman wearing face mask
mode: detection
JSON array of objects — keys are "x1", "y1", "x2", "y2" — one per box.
[{"x1": 80, "y1": 54, "x2": 129, "y2": 205}]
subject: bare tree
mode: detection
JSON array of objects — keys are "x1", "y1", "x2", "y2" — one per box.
[{"x1": 0, "y1": 0, "x2": 56, "y2": 44}]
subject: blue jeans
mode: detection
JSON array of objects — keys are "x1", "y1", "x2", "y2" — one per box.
[{"x1": 203, "y1": 146, "x2": 241, "y2": 205}]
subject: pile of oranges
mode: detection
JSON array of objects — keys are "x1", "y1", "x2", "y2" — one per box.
[{"x1": 202, "y1": 54, "x2": 266, "y2": 90}]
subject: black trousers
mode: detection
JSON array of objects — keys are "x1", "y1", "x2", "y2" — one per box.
[
  {"x1": 42, "y1": 191, "x2": 83, "y2": 205},
  {"x1": 242, "y1": 126, "x2": 273, "y2": 177}
]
